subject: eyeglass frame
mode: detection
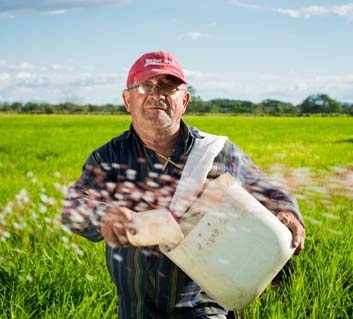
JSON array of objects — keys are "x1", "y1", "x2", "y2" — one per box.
[{"x1": 126, "y1": 80, "x2": 187, "y2": 96}]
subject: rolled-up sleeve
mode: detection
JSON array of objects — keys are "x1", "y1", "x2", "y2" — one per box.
[{"x1": 62, "y1": 152, "x2": 107, "y2": 242}]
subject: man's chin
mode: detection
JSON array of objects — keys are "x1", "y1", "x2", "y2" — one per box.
[
  {"x1": 144, "y1": 113, "x2": 172, "y2": 128},
  {"x1": 147, "y1": 120, "x2": 172, "y2": 129}
]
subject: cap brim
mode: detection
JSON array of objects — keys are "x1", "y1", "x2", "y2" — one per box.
[{"x1": 132, "y1": 69, "x2": 187, "y2": 85}]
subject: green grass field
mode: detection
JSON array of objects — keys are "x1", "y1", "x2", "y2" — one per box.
[{"x1": 0, "y1": 114, "x2": 352, "y2": 319}]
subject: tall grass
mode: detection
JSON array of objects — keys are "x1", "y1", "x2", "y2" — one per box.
[{"x1": 0, "y1": 114, "x2": 352, "y2": 318}]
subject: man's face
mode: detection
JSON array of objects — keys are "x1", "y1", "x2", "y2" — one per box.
[{"x1": 122, "y1": 76, "x2": 190, "y2": 132}]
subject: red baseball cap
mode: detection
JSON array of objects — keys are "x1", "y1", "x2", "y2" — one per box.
[{"x1": 126, "y1": 51, "x2": 187, "y2": 86}]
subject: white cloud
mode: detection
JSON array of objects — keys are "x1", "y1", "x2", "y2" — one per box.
[
  {"x1": 184, "y1": 69, "x2": 214, "y2": 80},
  {"x1": 0, "y1": 60, "x2": 125, "y2": 104},
  {"x1": 227, "y1": 0, "x2": 262, "y2": 10},
  {"x1": 296, "y1": 74, "x2": 353, "y2": 90},
  {"x1": 186, "y1": 70, "x2": 353, "y2": 104},
  {"x1": 0, "y1": 73, "x2": 10, "y2": 81},
  {"x1": 44, "y1": 10, "x2": 67, "y2": 15},
  {"x1": 274, "y1": 6, "x2": 329, "y2": 19},
  {"x1": 8, "y1": 62, "x2": 34, "y2": 70},
  {"x1": 258, "y1": 73, "x2": 281, "y2": 81},
  {"x1": 68, "y1": 73, "x2": 121, "y2": 87},
  {"x1": 2, "y1": 59, "x2": 353, "y2": 104},
  {"x1": 333, "y1": 3, "x2": 353, "y2": 18},
  {"x1": 253, "y1": 73, "x2": 353, "y2": 103},
  {"x1": 274, "y1": 8, "x2": 301, "y2": 18},
  {"x1": 229, "y1": 1, "x2": 353, "y2": 20},
  {"x1": 16, "y1": 72, "x2": 31, "y2": 79},
  {"x1": 178, "y1": 32, "x2": 211, "y2": 40},
  {"x1": 0, "y1": 0, "x2": 130, "y2": 16},
  {"x1": 50, "y1": 64, "x2": 74, "y2": 71},
  {"x1": 302, "y1": 6, "x2": 330, "y2": 18},
  {"x1": 274, "y1": 6, "x2": 330, "y2": 19},
  {"x1": 0, "y1": 12, "x2": 15, "y2": 18}
]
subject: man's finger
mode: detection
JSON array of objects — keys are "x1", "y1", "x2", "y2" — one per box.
[
  {"x1": 100, "y1": 211, "x2": 128, "y2": 246},
  {"x1": 111, "y1": 222, "x2": 129, "y2": 246},
  {"x1": 290, "y1": 221, "x2": 305, "y2": 253},
  {"x1": 101, "y1": 222, "x2": 119, "y2": 247},
  {"x1": 106, "y1": 206, "x2": 133, "y2": 222},
  {"x1": 277, "y1": 212, "x2": 305, "y2": 253}
]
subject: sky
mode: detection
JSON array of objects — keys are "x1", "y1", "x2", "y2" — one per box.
[{"x1": 0, "y1": 0, "x2": 353, "y2": 105}]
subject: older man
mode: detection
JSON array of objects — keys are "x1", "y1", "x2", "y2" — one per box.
[{"x1": 62, "y1": 51, "x2": 305, "y2": 319}]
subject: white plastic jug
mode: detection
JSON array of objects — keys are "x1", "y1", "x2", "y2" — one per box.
[
  {"x1": 126, "y1": 209, "x2": 184, "y2": 247},
  {"x1": 160, "y1": 173, "x2": 295, "y2": 310}
]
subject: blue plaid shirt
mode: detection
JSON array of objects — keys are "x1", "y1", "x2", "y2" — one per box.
[{"x1": 62, "y1": 121, "x2": 302, "y2": 319}]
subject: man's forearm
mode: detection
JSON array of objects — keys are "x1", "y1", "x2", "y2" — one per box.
[{"x1": 62, "y1": 185, "x2": 104, "y2": 242}]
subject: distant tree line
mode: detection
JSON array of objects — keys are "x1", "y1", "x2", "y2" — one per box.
[
  {"x1": 0, "y1": 92, "x2": 352, "y2": 115},
  {"x1": 0, "y1": 101, "x2": 127, "y2": 114}
]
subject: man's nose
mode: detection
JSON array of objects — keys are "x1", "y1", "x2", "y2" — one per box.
[
  {"x1": 149, "y1": 85, "x2": 166, "y2": 98},
  {"x1": 150, "y1": 84, "x2": 162, "y2": 95}
]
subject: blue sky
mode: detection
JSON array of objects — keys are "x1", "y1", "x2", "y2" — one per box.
[{"x1": 0, "y1": 0, "x2": 353, "y2": 105}]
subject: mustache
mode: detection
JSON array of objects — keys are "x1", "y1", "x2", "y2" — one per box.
[{"x1": 144, "y1": 98, "x2": 169, "y2": 108}]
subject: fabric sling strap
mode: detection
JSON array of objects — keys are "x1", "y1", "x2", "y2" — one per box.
[{"x1": 169, "y1": 132, "x2": 227, "y2": 217}]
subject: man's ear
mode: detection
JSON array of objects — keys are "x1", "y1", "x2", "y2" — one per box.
[
  {"x1": 122, "y1": 90, "x2": 131, "y2": 113},
  {"x1": 182, "y1": 91, "x2": 191, "y2": 114}
]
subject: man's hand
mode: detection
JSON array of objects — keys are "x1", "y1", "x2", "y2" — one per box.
[
  {"x1": 100, "y1": 206, "x2": 136, "y2": 247},
  {"x1": 277, "y1": 211, "x2": 305, "y2": 254}
]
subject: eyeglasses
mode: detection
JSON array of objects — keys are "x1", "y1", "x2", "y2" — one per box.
[{"x1": 127, "y1": 81, "x2": 186, "y2": 96}]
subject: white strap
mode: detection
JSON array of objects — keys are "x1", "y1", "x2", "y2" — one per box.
[{"x1": 170, "y1": 132, "x2": 227, "y2": 217}]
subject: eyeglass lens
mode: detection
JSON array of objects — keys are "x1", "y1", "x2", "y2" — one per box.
[{"x1": 139, "y1": 81, "x2": 179, "y2": 95}]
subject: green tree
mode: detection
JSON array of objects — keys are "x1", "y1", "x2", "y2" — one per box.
[
  {"x1": 24, "y1": 102, "x2": 40, "y2": 113},
  {"x1": 299, "y1": 94, "x2": 342, "y2": 113},
  {"x1": 261, "y1": 99, "x2": 297, "y2": 115},
  {"x1": 44, "y1": 105, "x2": 56, "y2": 114},
  {"x1": 11, "y1": 102, "x2": 23, "y2": 112}
]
